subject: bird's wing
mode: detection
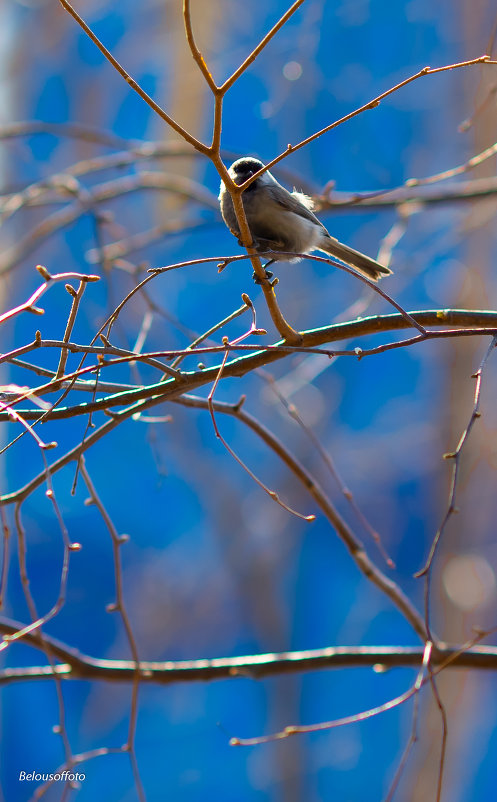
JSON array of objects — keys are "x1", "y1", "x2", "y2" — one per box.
[{"x1": 266, "y1": 185, "x2": 327, "y2": 229}]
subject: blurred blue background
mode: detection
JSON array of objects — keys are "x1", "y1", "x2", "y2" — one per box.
[{"x1": 2, "y1": 0, "x2": 497, "y2": 800}]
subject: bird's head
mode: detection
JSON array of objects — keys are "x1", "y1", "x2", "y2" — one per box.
[{"x1": 227, "y1": 157, "x2": 266, "y2": 188}]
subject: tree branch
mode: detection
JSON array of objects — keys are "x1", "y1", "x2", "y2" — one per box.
[
  {"x1": 1, "y1": 617, "x2": 496, "y2": 685},
  {"x1": 2, "y1": 309, "x2": 497, "y2": 425}
]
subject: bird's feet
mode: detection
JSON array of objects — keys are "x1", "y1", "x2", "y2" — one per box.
[
  {"x1": 252, "y1": 259, "x2": 275, "y2": 284},
  {"x1": 252, "y1": 268, "x2": 274, "y2": 284}
]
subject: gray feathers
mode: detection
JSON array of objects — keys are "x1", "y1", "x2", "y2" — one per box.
[{"x1": 219, "y1": 157, "x2": 392, "y2": 281}]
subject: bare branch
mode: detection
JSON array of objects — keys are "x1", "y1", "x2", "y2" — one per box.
[
  {"x1": 1, "y1": 616, "x2": 496, "y2": 685},
  {"x1": 219, "y1": 0, "x2": 306, "y2": 93},
  {"x1": 417, "y1": 335, "x2": 497, "y2": 578},
  {"x1": 3, "y1": 309, "x2": 497, "y2": 425},
  {"x1": 57, "y1": 0, "x2": 208, "y2": 153},
  {"x1": 261, "y1": 56, "x2": 493, "y2": 174}
]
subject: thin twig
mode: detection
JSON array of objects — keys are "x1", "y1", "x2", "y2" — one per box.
[
  {"x1": 0, "y1": 267, "x2": 99, "y2": 324},
  {"x1": 258, "y1": 368, "x2": 395, "y2": 568},
  {"x1": 58, "y1": 0, "x2": 207, "y2": 153},
  {"x1": 416, "y1": 335, "x2": 497, "y2": 578},
  {"x1": 230, "y1": 631, "x2": 491, "y2": 746},
  {"x1": 219, "y1": 0, "x2": 306, "y2": 93},
  {"x1": 170, "y1": 296, "x2": 254, "y2": 369},
  {"x1": 383, "y1": 645, "x2": 432, "y2": 802},
  {"x1": 3, "y1": 311, "x2": 497, "y2": 426},
  {"x1": 55, "y1": 281, "x2": 87, "y2": 380},
  {"x1": 176, "y1": 394, "x2": 427, "y2": 640},
  {"x1": 79, "y1": 461, "x2": 146, "y2": 802},
  {"x1": 205, "y1": 325, "x2": 314, "y2": 520},
  {"x1": 183, "y1": 0, "x2": 218, "y2": 93},
  {"x1": 259, "y1": 56, "x2": 493, "y2": 175}
]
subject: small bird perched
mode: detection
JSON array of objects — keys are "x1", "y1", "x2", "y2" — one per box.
[{"x1": 219, "y1": 157, "x2": 392, "y2": 281}]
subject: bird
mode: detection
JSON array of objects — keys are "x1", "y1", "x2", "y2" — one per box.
[{"x1": 219, "y1": 157, "x2": 392, "y2": 281}]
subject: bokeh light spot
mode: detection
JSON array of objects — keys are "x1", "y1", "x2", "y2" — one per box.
[
  {"x1": 283, "y1": 61, "x2": 303, "y2": 81},
  {"x1": 443, "y1": 554, "x2": 496, "y2": 611}
]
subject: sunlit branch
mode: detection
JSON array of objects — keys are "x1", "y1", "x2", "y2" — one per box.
[
  {"x1": 1, "y1": 616, "x2": 497, "y2": 685},
  {"x1": 57, "y1": 0, "x2": 207, "y2": 153},
  {"x1": 2, "y1": 310, "x2": 497, "y2": 425}
]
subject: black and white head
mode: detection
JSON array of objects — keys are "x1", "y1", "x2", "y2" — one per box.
[{"x1": 227, "y1": 157, "x2": 269, "y2": 188}]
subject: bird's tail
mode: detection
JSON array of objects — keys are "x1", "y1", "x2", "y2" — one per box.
[{"x1": 320, "y1": 235, "x2": 392, "y2": 281}]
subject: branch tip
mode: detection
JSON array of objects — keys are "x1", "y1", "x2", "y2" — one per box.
[
  {"x1": 65, "y1": 284, "x2": 78, "y2": 297},
  {"x1": 233, "y1": 395, "x2": 246, "y2": 411},
  {"x1": 36, "y1": 264, "x2": 51, "y2": 281}
]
